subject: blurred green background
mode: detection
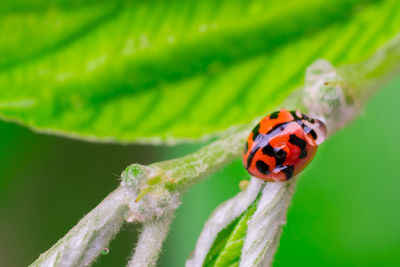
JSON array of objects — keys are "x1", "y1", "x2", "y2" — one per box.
[{"x1": 0, "y1": 76, "x2": 399, "y2": 266}]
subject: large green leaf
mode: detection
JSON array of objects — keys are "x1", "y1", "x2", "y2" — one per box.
[{"x1": 0, "y1": 0, "x2": 399, "y2": 143}]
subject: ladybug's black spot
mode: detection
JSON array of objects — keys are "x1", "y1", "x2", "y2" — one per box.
[
  {"x1": 309, "y1": 129, "x2": 317, "y2": 140},
  {"x1": 290, "y1": 111, "x2": 299, "y2": 120},
  {"x1": 274, "y1": 148, "x2": 287, "y2": 166},
  {"x1": 275, "y1": 149, "x2": 286, "y2": 158},
  {"x1": 301, "y1": 124, "x2": 318, "y2": 140},
  {"x1": 256, "y1": 160, "x2": 270, "y2": 175},
  {"x1": 251, "y1": 123, "x2": 260, "y2": 141},
  {"x1": 280, "y1": 165, "x2": 295, "y2": 180},
  {"x1": 261, "y1": 144, "x2": 275, "y2": 157},
  {"x1": 269, "y1": 111, "x2": 280, "y2": 119},
  {"x1": 289, "y1": 134, "x2": 307, "y2": 158}
]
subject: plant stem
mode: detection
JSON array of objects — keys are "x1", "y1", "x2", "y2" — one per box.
[
  {"x1": 240, "y1": 180, "x2": 297, "y2": 267},
  {"x1": 30, "y1": 187, "x2": 134, "y2": 267},
  {"x1": 127, "y1": 212, "x2": 174, "y2": 267},
  {"x1": 152, "y1": 129, "x2": 250, "y2": 188}
]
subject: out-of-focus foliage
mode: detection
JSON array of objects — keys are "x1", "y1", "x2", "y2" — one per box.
[{"x1": 0, "y1": 0, "x2": 399, "y2": 142}]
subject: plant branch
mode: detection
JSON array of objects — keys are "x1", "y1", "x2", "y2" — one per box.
[
  {"x1": 127, "y1": 211, "x2": 174, "y2": 267},
  {"x1": 30, "y1": 187, "x2": 134, "y2": 267},
  {"x1": 187, "y1": 178, "x2": 265, "y2": 266},
  {"x1": 240, "y1": 179, "x2": 297, "y2": 266},
  {"x1": 152, "y1": 128, "x2": 250, "y2": 188}
]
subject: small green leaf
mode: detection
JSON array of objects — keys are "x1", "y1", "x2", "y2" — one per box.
[
  {"x1": 204, "y1": 197, "x2": 259, "y2": 267},
  {"x1": 0, "y1": 0, "x2": 399, "y2": 143}
]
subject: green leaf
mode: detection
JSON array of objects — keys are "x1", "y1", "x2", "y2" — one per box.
[
  {"x1": 204, "y1": 197, "x2": 259, "y2": 267},
  {"x1": 0, "y1": 0, "x2": 399, "y2": 143}
]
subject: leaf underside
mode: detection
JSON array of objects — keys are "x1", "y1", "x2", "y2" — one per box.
[{"x1": 0, "y1": 0, "x2": 399, "y2": 143}]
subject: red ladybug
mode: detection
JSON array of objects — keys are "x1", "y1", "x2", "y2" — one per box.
[{"x1": 243, "y1": 109, "x2": 327, "y2": 182}]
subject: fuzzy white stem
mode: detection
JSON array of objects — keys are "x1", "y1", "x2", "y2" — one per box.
[
  {"x1": 30, "y1": 187, "x2": 134, "y2": 267},
  {"x1": 186, "y1": 178, "x2": 264, "y2": 267},
  {"x1": 240, "y1": 180, "x2": 296, "y2": 267},
  {"x1": 127, "y1": 212, "x2": 174, "y2": 267}
]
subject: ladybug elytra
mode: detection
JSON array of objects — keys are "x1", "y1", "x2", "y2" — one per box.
[{"x1": 243, "y1": 108, "x2": 327, "y2": 182}]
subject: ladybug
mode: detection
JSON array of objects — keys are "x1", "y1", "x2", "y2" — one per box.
[{"x1": 243, "y1": 108, "x2": 327, "y2": 182}]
